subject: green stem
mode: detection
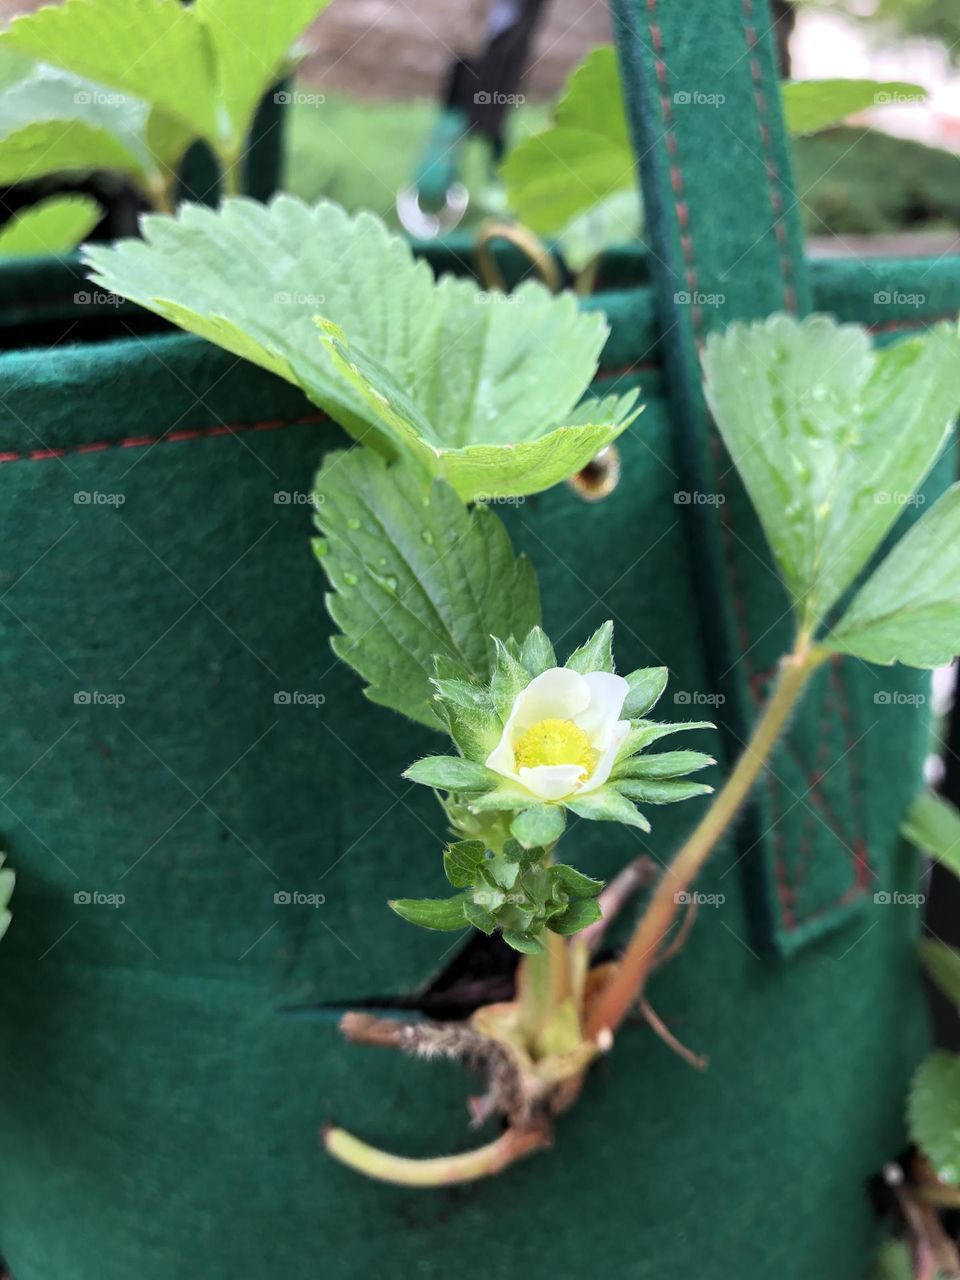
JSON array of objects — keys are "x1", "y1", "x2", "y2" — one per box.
[
  {"x1": 219, "y1": 148, "x2": 244, "y2": 198},
  {"x1": 586, "y1": 640, "x2": 826, "y2": 1041},
  {"x1": 324, "y1": 1123, "x2": 548, "y2": 1186}
]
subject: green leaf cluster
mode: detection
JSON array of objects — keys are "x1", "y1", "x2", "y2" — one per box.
[
  {"x1": 391, "y1": 837, "x2": 604, "y2": 955},
  {"x1": 702, "y1": 314, "x2": 960, "y2": 667},
  {"x1": 500, "y1": 43, "x2": 922, "y2": 269},
  {"x1": 0, "y1": 0, "x2": 331, "y2": 200},
  {"x1": 405, "y1": 620, "x2": 714, "y2": 839},
  {"x1": 84, "y1": 195, "x2": 640, "y2": 501}
]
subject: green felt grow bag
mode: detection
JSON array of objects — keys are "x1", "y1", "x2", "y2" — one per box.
[{"x1": 0, "y1": 2, "x2": 957, "y2": 1277}]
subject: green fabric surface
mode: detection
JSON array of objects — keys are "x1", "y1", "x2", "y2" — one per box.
[{"x1": 0, "y1": 0, "x2": 952, "y2": 1273}]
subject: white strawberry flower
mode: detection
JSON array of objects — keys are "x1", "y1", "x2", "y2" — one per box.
[{"x1": 485, "y1": 667, "x2": 631, "y2": 801}]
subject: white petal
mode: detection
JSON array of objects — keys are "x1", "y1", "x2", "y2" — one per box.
[
  {"x1": 485, "y1": 667, "x2": 589, "y2": 778},
  {"x1": 578, "y1": 720, "x2": 631, "y2": 794},
  {"x1": 512, "y1": 668, "x2": 590, "y2": 729},
  {"x1": 518, "y1": 764, "x2": 587, "y2": 801},
  {"x1": 573, "y1": 672, "x2": 630, "y2": 741}
]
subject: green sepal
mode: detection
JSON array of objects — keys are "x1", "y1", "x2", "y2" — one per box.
[
  {"x1": 565, "y1": 787, "x2": 650, "y2": 831},
  {"x1": 403, "y1": 756, "x2": 494, "y2": 792},
  {"x1": 551, "y1": 863, "x2": 603, "y2": 898},
  {"x1": 622, "y1": 667, "x2": 668, "y2": 718},
  {"x1": 463, "y1": 898, "x2": 498, "y2": 934},
  {"x1": 520, "y1": 625, "x2": 557, "y2": 677},
  {"x1": 467, "y1": 786, "x2": 538, "y2": 814},
  {"x1": 442, "y1": 840, "x2": 486, "y2": 889},
  {"x1": 502, "y1": 929, "x2": 545, "y2": 955},
  {"x1": 389, "y1": 895, "x2": 468, "y2": 931},
  {"x1": 548, "y1": 898, "x2": 604, "y2": 935},
  {"x1": 616, "y1": 719, "x2": 714, "y2": 759},
  {"x1": 510, "y1": 804, "x2": 566, "y2": 850},
  {"x1": 614, "y1": 750, "x2": 715, "y2": 780},
  {"x1": 490, "y1": 637, "x2": 530, "y2": 721},
  {"x1": 565, "y1": 619, "x2": 614, "y2": 674},
  {"x1": 614, "y1": 778, "x2": 713, "y2": 805},
  {"x1": 901, "y1": 791, "x2": 960, "y2": 879}
]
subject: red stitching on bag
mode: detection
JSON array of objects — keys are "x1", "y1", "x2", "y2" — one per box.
[{"x1": 0, "y1": 412, "x2": 328, "y2": 464}]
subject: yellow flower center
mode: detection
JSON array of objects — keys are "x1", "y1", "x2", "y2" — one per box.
[{"x1": 513, "y1": 718, "x2": 597, "y2": 774}]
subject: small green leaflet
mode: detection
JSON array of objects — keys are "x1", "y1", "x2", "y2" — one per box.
[
  {"x1": 0, "y1": 118, "x2": 147, "y2": 184},
  {"x1": 389, "y1": 896, "x2": 467, "y2": 932},
  {"x1": 782, "y1": 79, "x2": 925, "y2": 136},
  {"x1": 829, "y1": 484, "x2": 960, "y2": 668},
  {"x1": 920, "y1": 940, "x2": 960, "y2": 1009},
  {"x1": 909, "y1": 1051, "x2": 960, "y2": 1186},
  {"x1": 901, "y1": 790, "x2": 960, "y2": 878},
  {"x1": 84, "y1": 196, "x2": 639, "y2": 502},
  {"x1": 500, "y1": 46, "x2": 634, "y2": 237},
  {"x1": 702, "y1": 316, "x2": 960, "y2": 629},
  {"x1": 0, "y1": 195, "x2": 99, "y2": 256},
  {"x1": 313, "y1": 448, "x2": 540, "y2": 728}
]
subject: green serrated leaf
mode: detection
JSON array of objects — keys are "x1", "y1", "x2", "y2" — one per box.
[
  {"x1": 565, "y1": 619, "x2": 614, "y2": 674},
  {"x1": 404, "y1": 756, "x2": 494, "y2": 793},
  {"x1": 389, "y1": 895, "x2": 467, "y2": 932},
  {"x1": 82, "y1": 196, "x2": 637, "y2": 502},
  {"x1": 442, "y1": 840, "x2": 486, "y2": 889},
  {"x1": 782, "y1": 78, "x2": 926, "y2": 136},
  {"x1": 622, "y1": 667, "x2": 668, "y2": 718},
  {"x1": 613, "y1": 778, "x2": 713, "y2": 805},
  {"x1": 547, "y1": 898, "x2": 604, "y2": 936},
  {"x1": 519, "y1": 625, "x2": 556, "y2": 677},
  {"x1": 901, "y1": 791, "x2": 960, "y2": 878},
  {"x1": 616, "y1": 750, "x2": 715, "y2": 780},
  {"x1": 313, "y1": 449, "x2": 539, "y2": 728},
  {"x1": 0, "y1": 194, "x2": 99, "y2": 257},
  {"x1": 702, "y1": 316, "x2": 960, "y2": 627},
  {"x1": 510, "y1": 804, "x2": 565, "y2": 850},
  {"x1": 920, "y1": 940, "x2": 960, "y2": 1008},
  {"x1": 551, "y1": 863, "x2": 603, "y2": 898},
  {"x1": 502, "y1": 929, "x2": 545, "y2": 955},
  {"x1": 909, "y1": 1051, "x2": 960, "y2": 1186},
  {"x1": 829, "y1": 484, "x2": 960, "y2": 668},
  {"x1": 0, "y1": 118, "x2": 147, "y2": 183},
  {"x1": 0, "y1": 0, "x2": 219, "y2": 141},
  {"x1": 565, "y1": 787, "x2": 650, "y2": 831},
  {"x1": 195, "y1": 0, "x2": 332, "y2": 144}
]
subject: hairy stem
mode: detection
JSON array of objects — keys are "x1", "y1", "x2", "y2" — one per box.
[
  {"x1": 323, "y1": 1123, "x2": 549, "y2": 1187},
  {"x1": 586, "y1": 641, "x2": 825, "y2": 1041}
]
